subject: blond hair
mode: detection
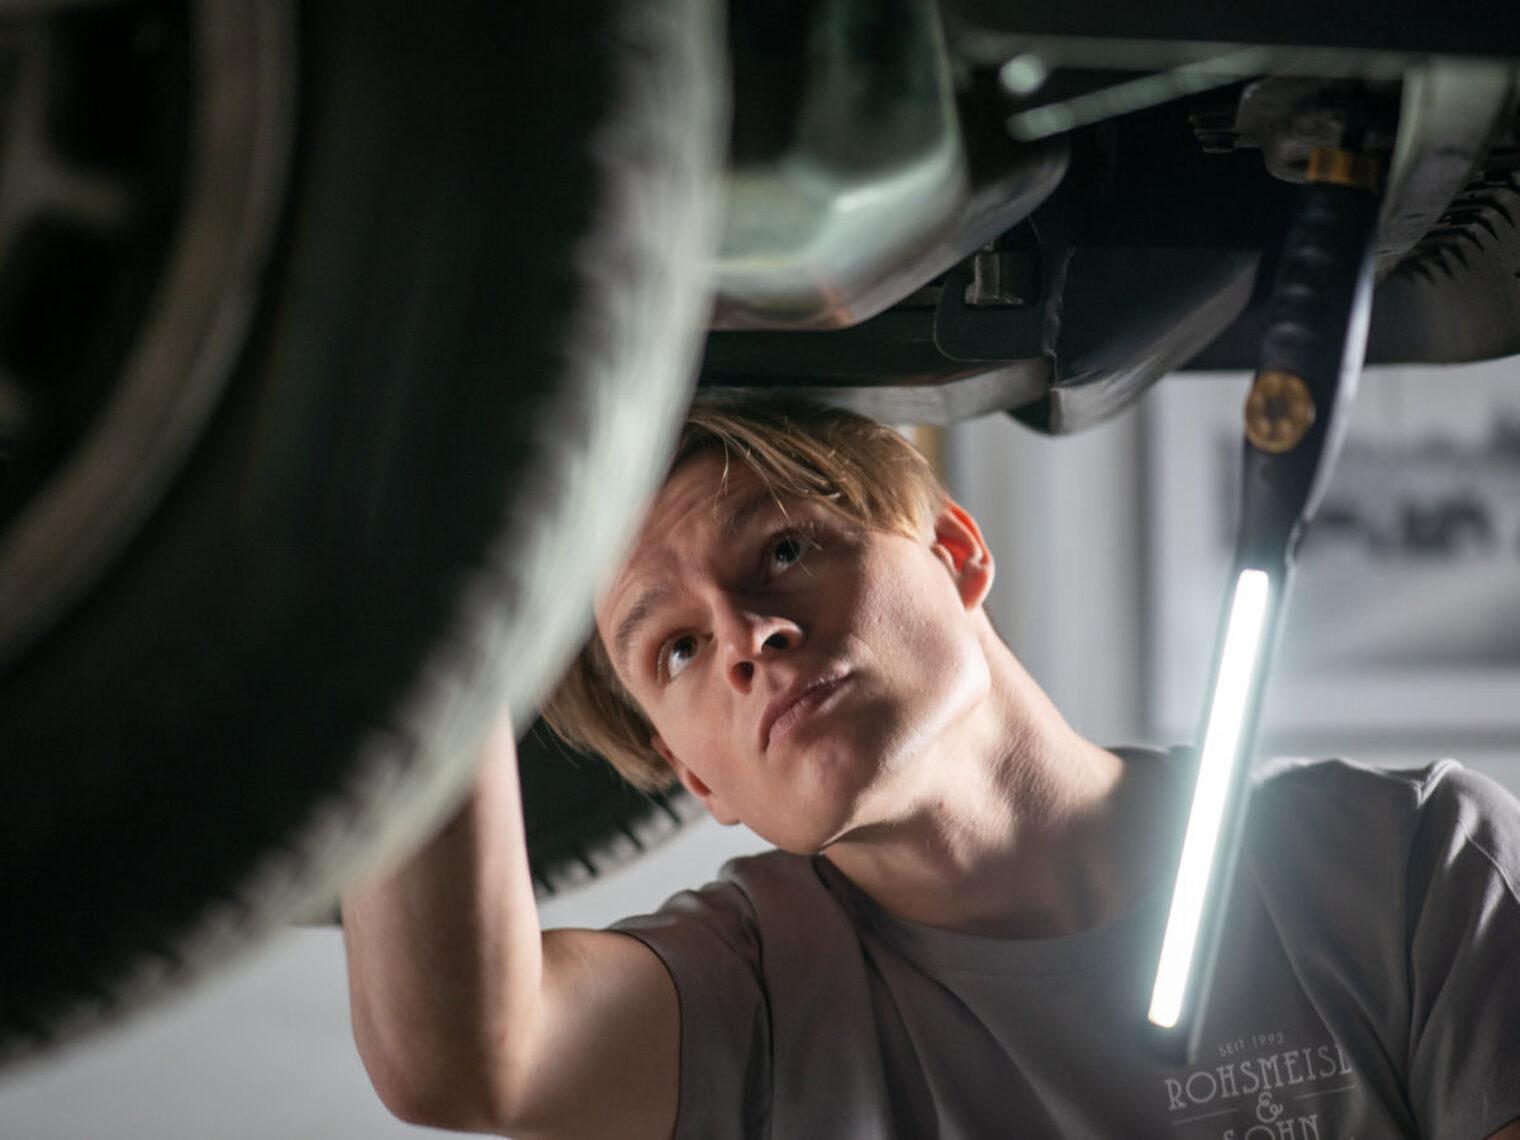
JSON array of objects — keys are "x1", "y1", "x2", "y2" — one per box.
[{"x1": 540, "y1": 398, "x2": 946, "y2": 790}]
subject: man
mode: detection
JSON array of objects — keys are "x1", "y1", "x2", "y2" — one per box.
[{"x1": 343, "y1": 399, "x2": 1520, "y2": 1139}]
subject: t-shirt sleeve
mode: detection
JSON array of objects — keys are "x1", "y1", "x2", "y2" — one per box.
[
  {"x1": 612, "y1": 864, "x2": 773, "y2": 1140},
  {"x1": 1404, "y1": 762, "x2": 1520, "y2": 1139}
]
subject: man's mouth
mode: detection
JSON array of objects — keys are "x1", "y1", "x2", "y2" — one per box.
[{"x1": 761, "y1": 671, "x2": 849, "y2": 752}]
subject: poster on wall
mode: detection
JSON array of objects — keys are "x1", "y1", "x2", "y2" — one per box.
[{"x1": 1146, "y1": 360, "x2": 1520, "y2": 755}]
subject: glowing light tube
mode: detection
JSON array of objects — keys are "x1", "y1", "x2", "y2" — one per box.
[{"x1": 1148, "y1": 568, "x2": 1272, "y2": 1030}]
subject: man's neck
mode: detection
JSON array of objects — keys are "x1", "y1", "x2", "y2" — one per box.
[{"x1": 821, "y1": 630, "x2": 1184, "y2": 940}]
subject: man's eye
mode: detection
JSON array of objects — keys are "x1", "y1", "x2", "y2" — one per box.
[
  {"x1": 663, "y1": 634, "x2": 699, "y2": 680},
  {"x1": 769, "y1": 533, "x2": 816, "y2": 572}
]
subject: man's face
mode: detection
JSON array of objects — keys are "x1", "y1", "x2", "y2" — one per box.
[{"x1": 595, "y1": 454, "x2": 994, "y2": 854}]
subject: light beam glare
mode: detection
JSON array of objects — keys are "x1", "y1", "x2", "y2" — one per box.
[{"x1": 1148, "y1": 568, "x2": 1272, "y2": 1030}]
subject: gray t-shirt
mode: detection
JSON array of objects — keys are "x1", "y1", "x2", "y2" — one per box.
[{"x1": 615, "y1": 756, "x2": 1520, "y2": 1139}]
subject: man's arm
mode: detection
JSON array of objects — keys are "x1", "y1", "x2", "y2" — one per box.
[{"x1": 341, "y1": 709, "x2": 680, "y2": 1139}]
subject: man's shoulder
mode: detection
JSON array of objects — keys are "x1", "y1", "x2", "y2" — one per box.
[
  {"x1": 1239, "y1": 754, "x2": 1520, "y2": 894},
  {"x1": 714, "y1": 849, "x2": 856, "y2": 920},
  {"x1": 1249, "y1": 753, "x2": 1519, "y2": 824},
  {"x1": 1156, "y1": 749, "x2": 1462, "y2": 839},
  {"x1": 1251, "y1": 753, "x2": 1457, "y2": 800},
  {"x1": 620, "y1": 848, "x2": 836, "y2": 931},
  {"x1": 718, "y1": 846, "x2": 820, "y2": 884}
]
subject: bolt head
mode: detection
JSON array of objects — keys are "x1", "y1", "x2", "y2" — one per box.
[{"x1": 1245, "y1": 370, "x2": 1316, "y2": 453}]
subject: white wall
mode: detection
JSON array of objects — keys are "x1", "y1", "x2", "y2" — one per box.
[{"x1": 948, "y1": 405, "x2": 1150, "y2": 750}]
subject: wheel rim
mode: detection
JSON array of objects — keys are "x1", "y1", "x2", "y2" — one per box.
[{"x1": 0, "y1": 0, "x2": 295, "y2": 669}]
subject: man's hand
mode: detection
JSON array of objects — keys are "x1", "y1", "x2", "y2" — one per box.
[{"x1": 341, "y1": 709, "x2": 679, "y2": 1139}]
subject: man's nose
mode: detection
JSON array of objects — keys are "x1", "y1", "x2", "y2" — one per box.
[{"x1": 720, "y1": 610, "x2": 800, "y2": 688}]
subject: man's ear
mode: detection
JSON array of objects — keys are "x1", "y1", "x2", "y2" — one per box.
[
  {"x1": 930, "y1": 498, "x2": 994, "y2": 611},
  {"x1": 652, "y1": 736, "x2": 740, "y2": 827}
]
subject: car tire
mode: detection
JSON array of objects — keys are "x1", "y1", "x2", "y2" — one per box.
[{"x1": 0, "y1": 0, "x2": 723, "y2": 1058}]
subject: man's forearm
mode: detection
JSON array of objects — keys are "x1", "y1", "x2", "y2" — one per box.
[{"x1": 341, "y1": 710, "x2": 543, "y2": 1131}]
